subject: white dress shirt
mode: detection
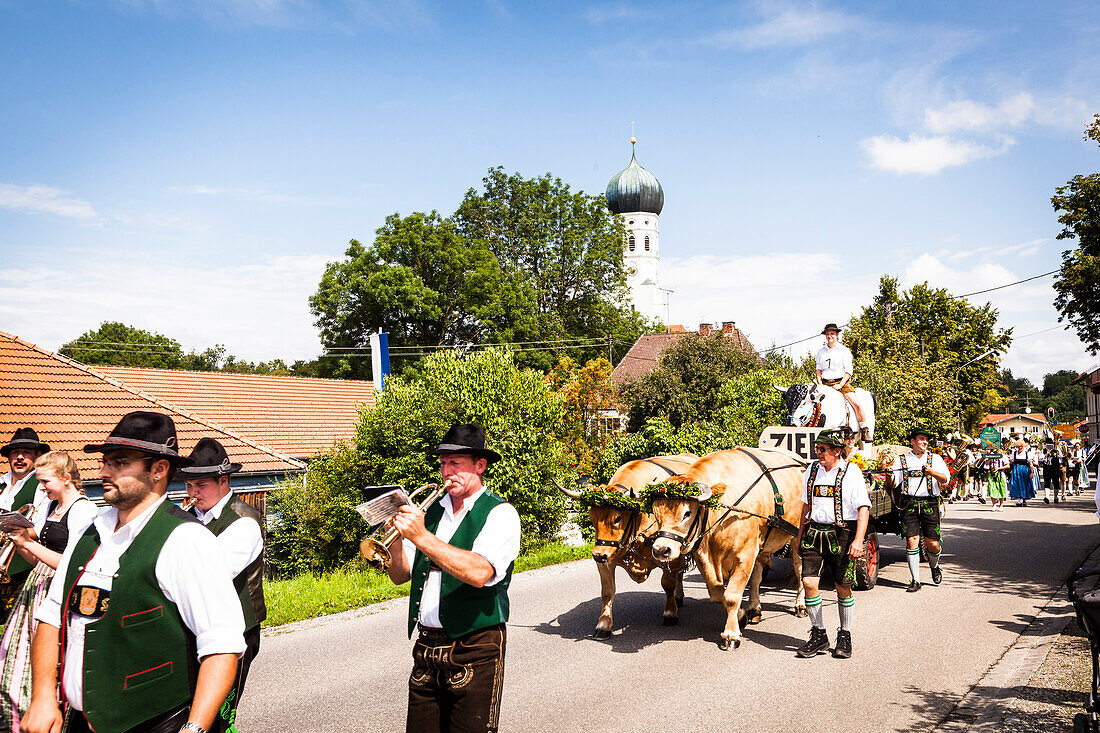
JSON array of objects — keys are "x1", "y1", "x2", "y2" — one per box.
[
  {"x1": 815, "y1": 344, "x2": 854, "y2": 381},
  {"x1": 890, "y1": 451, "x2": 950, "y2": 496},
  {"x1": 401, "y1": 487, "x2": 521, "y2": 629},
  {"x1": 35, "y1": 495, "x2": 246, "y2": 710},
  {"x1": 194, "y1": 491, "x2": 263, "y2": 577},
  {"x1": 0, "y1": 471, "x2": 47, "y2": 515},
  {"x1": 803, "y1": 460, "x2": 871, "y2": 524}
]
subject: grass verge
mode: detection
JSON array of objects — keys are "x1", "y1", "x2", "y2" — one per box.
[{"x1": 264, "y1": 542, "x2": 593, "y2": 628}]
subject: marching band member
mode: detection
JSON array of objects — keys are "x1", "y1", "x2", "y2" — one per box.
[
  {"x1": 889, "y1": 428, "x2": 950, "y2": 592},
  {"x1": 796, "y1": 429, "x2": 870, "y2": 659},
  {"x1": 24, "y1": 412, "x2": 245, "y2": 733},
  {"x1": 385, "y1": 423, "x2": 520, "y2": 733},
  {"x1": 181, "y1": 438, "x2": 266, "y2": 732},
  {"x1": 0, "y1": 429, "x2": 53, "y2": 618}
]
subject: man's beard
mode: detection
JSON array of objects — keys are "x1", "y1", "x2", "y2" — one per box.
[{"x1": 101, "y1": 479, "x2": 149, "y2": 510}]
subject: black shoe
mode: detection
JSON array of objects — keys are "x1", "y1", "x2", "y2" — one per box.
[
  {"x1": 1044, "y1": 497, "x2": 1050, "y2": 504},
  {"x1": 906, "y1": 581, "x2": 921, "y2": 593},
  {"x1": 833, "y1": 629, "x2": 852, "y2": 658},
  {"x1": 978, "y1": 497, "x2": 986, "y2": 504},
  {"x1": 796, "y1": 627, "x2": 830, "y2": 658},
  {"x1": 931, "y1": 566, "x2": 942, "y2": 585}
]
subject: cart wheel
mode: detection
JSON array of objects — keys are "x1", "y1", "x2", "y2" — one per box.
[
  {"x1": 1073, "y1": 712, "x2": 1090, "y2": 733},
  {"x1": 854, "y1": 534, "x2": 879, "y2": 590}
]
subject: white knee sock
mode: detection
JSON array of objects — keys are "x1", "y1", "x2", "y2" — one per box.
[
  {"x1": 838, "y1": 595, "x2": 854, "y2": 631},
  {"x1": 906, "y1": 547, "x2": 920, "y2": 581},
  {"x1": 806, "y1": 593, "x2": 824, "y2": 629}
]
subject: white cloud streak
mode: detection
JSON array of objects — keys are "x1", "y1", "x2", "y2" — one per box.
[
  {"x1": 860, "y1": 133, "x2": 1013, "y2": 175},
  {"x1": 704, "y1": 4, "x2": 856, "y2": 50},
  {"x1": 924, "y1": 92, "x2": 1035, "y2": 133},
  {"x1": 0, "y1": 183, "x2": 98, "y2": 219}
]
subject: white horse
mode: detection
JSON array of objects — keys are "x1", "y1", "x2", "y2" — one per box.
[{"x1": 775, "y1": 383, "x2": 876, "y2": 443}]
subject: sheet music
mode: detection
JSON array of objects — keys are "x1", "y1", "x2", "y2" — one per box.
[
  {"x1": 355, "y1": 488, "x2": 412, "y2": 526},
  {"x1": 0, "y1": 511, "x2": 34, "y2": 531}
]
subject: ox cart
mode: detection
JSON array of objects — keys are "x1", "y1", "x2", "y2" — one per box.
[{"x1": 758, "y1": 426, "x2": 903, "y2": 590}]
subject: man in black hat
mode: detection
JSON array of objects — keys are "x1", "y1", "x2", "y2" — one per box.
[
  {"x1": 385, "y1": 423, "x2": 520, "y2": 733},
  {"x1": 24, "y1": 411, "x2": 245, "y2": 733},
  {"x1": 796, "y1": 429, "x2": 871, "y2": 660},
  {"x1": 181, "y1": 437, "x2": 265, "y2": 731},
  {"x1": 815, "y1": 324, "x2": 868, "y2": 442},
  {"x1": 0, "y1": 428, "x2": 52, "y2": 615},
  {"x1": 888, "y1": 428, "x2": 950, "y2": 592}
]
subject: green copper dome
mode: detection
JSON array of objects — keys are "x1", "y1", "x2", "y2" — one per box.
[{"x1": 606, "y1": 148, "x2": 664, "y2": 216}]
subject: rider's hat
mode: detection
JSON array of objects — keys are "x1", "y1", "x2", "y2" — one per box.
[{"x1": 821, "y1": 323, "x2": 841, "y2": 335}]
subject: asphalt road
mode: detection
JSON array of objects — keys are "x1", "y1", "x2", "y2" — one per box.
[{"x1": 240, "y1": 492, "x2": 1100, "y2": 732}]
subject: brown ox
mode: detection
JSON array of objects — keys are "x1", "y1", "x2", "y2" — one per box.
[
  {"x1": 559, "y1": 454, "x2": 698, "y2": 638},
  {"x1": 648, "y1": 447, "x2": 806, "y2": 650}
]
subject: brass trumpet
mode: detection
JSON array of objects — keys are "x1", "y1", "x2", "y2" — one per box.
[
  {"x1": 180, "y1": 496, "x2": 198, "y2": 511},
  {"x1": 0, "y1": 503, "x2": 36, "y2": 584},
  {"x1": 359, "y1": 480, "x2": 451, "y2": 571}
]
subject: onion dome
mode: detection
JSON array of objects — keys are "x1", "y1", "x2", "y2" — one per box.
[{"x1": 606, "y1": 142, "x2": 664, "y2": 216}]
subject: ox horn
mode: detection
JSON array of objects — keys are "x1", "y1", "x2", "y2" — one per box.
[
  {"x1": 693, "y1": 484, "x2": 714, "y2": 502},
  {"x1": 552, "y1": 477, "x2": 582, "y2": 499},
  {"x1": 774, "y1": 385, "x2": 788, "y2": 394}
]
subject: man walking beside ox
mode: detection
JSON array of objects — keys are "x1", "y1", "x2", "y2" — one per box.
[
  {"x1": 796, "y1": 429, "x2": 870, "y2": 660},
  {"x1": 889, "y1": 428, "x2": 951, "y2": 592},
  {"x1": 385, "y1": 423, "x2": 520, "y2": 733}
]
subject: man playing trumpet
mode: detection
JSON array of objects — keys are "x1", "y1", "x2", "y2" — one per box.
[{"x1": 385, "y1": 423, "x2": 520, "y2": 733}]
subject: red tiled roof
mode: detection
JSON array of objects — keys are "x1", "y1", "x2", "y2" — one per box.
[
  {"x1": 98, "y1": 366, "x2": 374, "y2": 459},
  {"x1": 611, "y1": 327, "x2": 758, "y2": 387},
  {"x1": 979, "y1": 413, "x2": 1050, "y2": 426},
  {"x1": 0, "y1": 331, "x2": 304, "y2": 478}
]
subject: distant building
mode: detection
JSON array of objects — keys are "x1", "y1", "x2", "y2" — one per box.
[
  {"x1": 1074, "y1": 364, "x2": 1100, "y2": 447},
  {"x1": 612, "y1": 321, "x2": 757, "y2": 388},
  {"x1": 606, "y1": 139, "x2": 665, "y2": 322},
  {"x1": 977, "y1": 412, "x2": 1053, "y2": 442}
]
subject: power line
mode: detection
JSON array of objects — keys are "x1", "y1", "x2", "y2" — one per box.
[{"x1": 955, "y1": 269, "x2": 1058, "y2": 298}]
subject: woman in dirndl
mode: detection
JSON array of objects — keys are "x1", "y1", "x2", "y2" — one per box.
[
  {"x1": 1008, "y1": 438, "x2": 1035, "y2": 506},
  {"x1": 0, "y1": 451, "x2": 96, "y2": 731},
  {"x1": 986, "y1": 440, "x2": 1009, "y2": 510}
]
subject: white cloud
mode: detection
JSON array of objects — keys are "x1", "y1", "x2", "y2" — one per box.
[
  {"x1": 0, "y1": 183, "x2": 97, "y2": 219},
  {"x1": 584, "y1": 3, "x2": 657, "y2": 24},
  {"x1": 0, "y1": 251, "x2": 332, "y2": 363},
  {"x1": 860, "y1": 133, "x2": 1012, "y2": 175},
  {"x1": 704, "y1": 4, "x2": 855, "y2": 50},
  {"x1": 924, "y1": 93, "x2": 1035, "y2": 133}
]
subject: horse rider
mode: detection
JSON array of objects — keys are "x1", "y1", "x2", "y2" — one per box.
[
  {"x1": 181, "y1": 437, "x2": 266, "y2": 732},
  {"x1": 889, "y1": 427, "x2": 950, "y2": 592},
  {"x1": 796, "y1": 429, "x2": 871, "y2": 660},
  {"x1": 385, "y1": 423, "x2": 521, "y2": 733},
  {"x1": 24, "y1": 411, "x2": 245, "y2": 733},
  {"x1": 815, "y1": 323, "x2": 868, "y2": 443}
]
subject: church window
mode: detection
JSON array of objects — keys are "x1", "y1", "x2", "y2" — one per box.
[
  {"x1": 628, "y1": 220, "x2": 634, "y2": 225},
  {"x1": 628, "y1": 235, "x2": 635, "y2": 252},
  {"x1": 644, "y1": 235, "x2": 650, "y2": 251}
]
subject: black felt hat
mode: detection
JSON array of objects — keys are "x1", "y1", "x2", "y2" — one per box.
[
  {"x1": 427, "y1": 423, "x2": 502, "y2": 465},
  {"x1": 176, "y1": 438, "x2": 242, "y2": 479},
  {"x1": 909, "y1": 427, "x2": 933, "y2": 440},
  {"x1": 814, "y1": 429, "x2": 846, "y2": 449},
  {"x1": 83, "y1": 411, "x2": 193, "y2": 466},
  {"x1": 821, "y1": 323, "x2": 841, "y2": 334},
  {"x1": 1, "y1": 428, "x2": 50, "y2": 458}
]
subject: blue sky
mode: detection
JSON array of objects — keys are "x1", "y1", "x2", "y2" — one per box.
[{"x1": 1, "y1": 0, "x2": 1097, "y2": 386}]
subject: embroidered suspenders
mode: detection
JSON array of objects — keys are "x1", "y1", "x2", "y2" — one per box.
[{"x1": 806, "y1": 460, "x2": 850, "y2": 528}]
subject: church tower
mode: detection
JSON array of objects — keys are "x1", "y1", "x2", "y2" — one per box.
[{"x1": 605, "y1": 137, "x2": 665, "y2": 323}]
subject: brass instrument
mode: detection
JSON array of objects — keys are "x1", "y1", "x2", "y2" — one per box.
[
  {"x1": 359, "y1": 481, "x2": 451, "y2": 571},
  {"x1": 0, "y1": 503, "x2": 36, "y2": 584},
  {"x1": 180, "y1": 496, "x2": 198, "y2": 511}
]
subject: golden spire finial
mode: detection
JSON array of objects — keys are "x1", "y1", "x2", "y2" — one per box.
[{"x1": 630, "y1": 121, "x2": 637, "y2": 146}]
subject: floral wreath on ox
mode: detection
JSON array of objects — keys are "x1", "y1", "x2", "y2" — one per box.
[
  {"x1": 573, "y1": 485, "x2": 645, "y2": 513},
  {"x1": 637, "y1": 481, "x2": 725, "y2": 512}
]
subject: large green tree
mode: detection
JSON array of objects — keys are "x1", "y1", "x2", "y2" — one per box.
[
  {"x1": 310, "y1": 211, "x2": 529, "y2": 378},
  {"x1": 618, "y1": 333, "x2": 760, "y2": 431},
  {"x1": 1052, "y1": 114, "x2": 1100, "y2": 354},
  {"x1": 60, "y1": 322, "x2": 186, "y2": 368},
  {"x1": 845, "y1": 276, "x2": 1011, "y2": 429},
  {"x1": 453, "y1": 167, "x2": 650, "y2": 369}
]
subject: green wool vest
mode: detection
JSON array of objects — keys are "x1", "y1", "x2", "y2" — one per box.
[
  {"x1": 7, "y1": 475, "x2": 39, "y2": 577},
  {"x1": 63, "y1": 502, "x2": 198, "y2": 733},
  {"x1": 203, "y1": 497, "x2": 267, "y2": 629},
  {"x1": 407, "y1": 492, "x2": 513, "y2": 639}
]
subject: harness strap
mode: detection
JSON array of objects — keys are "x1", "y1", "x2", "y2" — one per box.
[{"x1": 643, "y1": 459, "x2": 680, "y2": 477}]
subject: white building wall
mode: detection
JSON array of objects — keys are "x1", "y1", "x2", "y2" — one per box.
[{"x1": 621, "y1": 211, "x2": 662, "y2": 322}]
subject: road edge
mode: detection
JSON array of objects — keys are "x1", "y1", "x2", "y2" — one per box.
[{"x1": 936, "y1": 539, "x2": 1100, "y2": 732}]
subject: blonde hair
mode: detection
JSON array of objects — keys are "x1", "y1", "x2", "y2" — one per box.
[{"x1": 34, "y1": 451, "x2": 83, "y2": 494}]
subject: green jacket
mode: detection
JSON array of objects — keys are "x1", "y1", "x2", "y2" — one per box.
[
  {"x1": 407, "y1": 491, "x2": 513, "y2": 639},
  {"x1": 6, "y1": 475, "x2": 39, "y2": 577}
]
